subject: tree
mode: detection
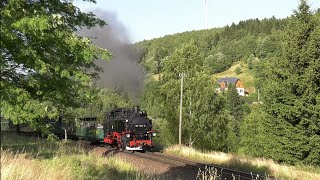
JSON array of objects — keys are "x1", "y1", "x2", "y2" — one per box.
[
  {"x1": 235, "y1": 66, "x2": 242, "y2": 75},
  {"x1": 247, "y1": 54, "x2": 254, "y2": 69},
  {"x1": 73, "y1": 88, "x2": 132, "y2": 122},
  {"x1": 1, "y1": 0, "x2": 111, "y2": 125},
  {"x1": 143, "y1": 41, "x2": 230, "y2": 151},
  {"x1": 141, "y1": 80, "x2": 165, "y2": 119},
  {"x1": 204, "y1": 52, "x2": 229, "y2": 73},
  {"x1": 261, "y1": 0, "x2": 320, "y2": 165},
  {"x1": 239, "y1": 106, "x2": 276, "y2": 157},
  {"x1": 160, "y1": 40, "x2": 204, "y2": 146},
  {"x1": 225, "y1": 83, "x2": 244, "y2": 151},
  {"x1": 226, "y1": 84, "x2": 244, "y2": 121}
]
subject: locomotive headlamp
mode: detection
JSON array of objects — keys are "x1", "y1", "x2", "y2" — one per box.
[
  {"x1": 126, "y1": 133, "x2": 130, "y2": 138},
  {"x1": 152, "y1": 132, "x2": 157, "y2": 137}
]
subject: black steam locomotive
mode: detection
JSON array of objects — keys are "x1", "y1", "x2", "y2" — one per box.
[{"x1": 103, "y1": 106, "x2": 156, "y2": 151}]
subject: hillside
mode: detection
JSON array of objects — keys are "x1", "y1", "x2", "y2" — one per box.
[
  {"x1": 139, "y1": 3, "x2": 320, "y2": 167},
  {"x1": 212, "y1": 62, "x2": 256, "y2": 93},
  {"x1": 152, "y1": 62, "x2": 256, "y2": 93},
  {"x1": 135, "y1": 17, "x2": 286, "y2": 75}
]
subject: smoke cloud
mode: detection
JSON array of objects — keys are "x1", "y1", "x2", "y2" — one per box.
[{"x1": 78, "y1": 9, "x2": 145, "y2": 104}]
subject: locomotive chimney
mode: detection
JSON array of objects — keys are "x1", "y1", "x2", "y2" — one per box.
[{"x1": 134, "y1": 106, "x2": 140, "y2": 113}]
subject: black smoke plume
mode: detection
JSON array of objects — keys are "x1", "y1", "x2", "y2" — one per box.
[{"x1": 78, "y1": 9, "x2": 145, "y2": 104}]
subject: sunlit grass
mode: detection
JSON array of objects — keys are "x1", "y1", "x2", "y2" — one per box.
[
  {"x1": 1, "y1": 131, "x2": 150, "y2": 180},
  {"x1": 164, "y1": 145, "x2": 320, "y2": 180},
  {"x1": 212, "y1": 62, "x2": 255, "y2": 89},
  {"x1": 1, "y1": 150, "x2": 73, "y2": 180}
]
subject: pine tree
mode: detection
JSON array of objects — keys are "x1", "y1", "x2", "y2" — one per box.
[
  {"x1": 247, "y1": 54, "x2": 254, "y2": 69},
  {"x1": 225, "y1": 83, "x2": 244, "y2": 151},
  {"x1": 226, "y1": 84, "x2": 244, "y2": 121},
  {"x1": 239, "y1": 106, "x2": 269, "y2": 157},
  {"x1": 261, "y1": 0, "x2": 320, "y2": 165}
]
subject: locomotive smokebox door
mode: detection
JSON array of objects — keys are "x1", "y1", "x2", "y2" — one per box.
[{"x1": 128, "y1": 116, "x2": 151, "y2": 139}]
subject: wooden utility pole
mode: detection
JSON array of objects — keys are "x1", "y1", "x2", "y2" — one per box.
[
  {"x1": 179, "y1": 73, "x2": 187, "y2": 146},
  {"x1": 64, "y1": 128, "x2": 67, "y2": 142}
]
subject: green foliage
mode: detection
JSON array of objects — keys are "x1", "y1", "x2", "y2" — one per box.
[
  {"x1": 204, "y1": 52, "x2": 230, "y2": 74},
  {"x1": 69, "y1": 88, "x2": 132, "y2": 122},
  {"x1": 226, "y1": 114, "x2": 239, "y2": 152},
  {"x1": 135, "y1": 16, "x2": 287, "y2": 76},
  {"x1": 239, "y1": 106, "x2": 270, "y2": 157},
  {"x1": 1, "y1": 0, "x2": 111, "y2": 125},
  {"x1": 224, "y1": 84, "x2": 245, "y2": 152},
  {"x1": 235, "y1": 67, "x2": 242, "y2": 75},
  {"x1": 257, "y1": 0, "x2": 320, "y2": 165},
  {"x1": 225, "y1": 84, "x2": 244, "y2": 121},
  {"x1": 141, "y1": 80, "x2": 165, "y2": 119},
  {"x1": 142, "y1": 41, "x2": 230, "y2": 151},
  {"x1": 138, "y1": 0, "x2": 320, "y2": 166},
  {"x1": 247, "y1": 54, "x2": 254, "y2": 69}
]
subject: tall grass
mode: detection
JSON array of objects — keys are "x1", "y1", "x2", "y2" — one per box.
[
  {"x1": 1, "y1": 131, "x2": 150, "y2": 180},
  {"x1": 165, "y1": 145, "x2": 320, "y2": 180},
  {"x1": 1, "y1": 150, "x2": 73, "y2": 180}
]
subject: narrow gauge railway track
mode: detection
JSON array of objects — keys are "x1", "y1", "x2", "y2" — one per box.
[
  {"x1": 149, "y1": 152, "x2": 273, "y2": 180},
  {"x1": 119, "y1": 150, "x2": 200, "y2": 180},
  {"x1": 123, "y1": 150, "x2": 187, "y2": 167},
  {"x1": 119, "y1": 150, "x2": 273, "y2": 180}
]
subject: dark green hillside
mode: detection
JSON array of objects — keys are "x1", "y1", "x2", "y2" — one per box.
[{"x1": 135, "y1": 17, "x2": 287, "y2": 75}]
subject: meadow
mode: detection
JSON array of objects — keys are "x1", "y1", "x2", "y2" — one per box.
[
  {"x1": 2, "y1": 131, "x2": 319, "y2": 180},
  {"x1": 0, "y1": 131, "x2": 149, "y2": 180},
  {"x1": 165, "y1": 145, "x2": 320, "y2": 180}
]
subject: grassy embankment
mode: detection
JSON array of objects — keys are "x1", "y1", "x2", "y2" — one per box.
[
  {"x1": 212, "y1": 61, "x2": 260, "y2": 104},
  {"x1": 165, "y1": 145, "x2": 320, "y2": 180},
  {"x1": 212, "y1": 62, "x2": 255, "y2": 89},
  {"x1": 0, "y1": 131, "x2": 150, "y2": 180}
]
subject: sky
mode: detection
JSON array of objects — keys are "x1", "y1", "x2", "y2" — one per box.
[{"x1": 74, "y1": 0, "x2": 320, "y2": 43}]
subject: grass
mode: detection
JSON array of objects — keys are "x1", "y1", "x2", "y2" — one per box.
[
  {"x1": 1, "y1": 131, "x2": 150, "y2": 180},
  {"x1": 212, "y1": 62, "x2": 256, "y2": 90},
  {"x1": 164, "y1": 145, "x2": 320, "y2": 180}
]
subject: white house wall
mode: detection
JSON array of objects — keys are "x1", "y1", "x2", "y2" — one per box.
[{"x1": 236, "y1": 88, "x2": 245, "y2": 96}]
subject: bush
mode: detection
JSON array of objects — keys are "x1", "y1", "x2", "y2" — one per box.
[{"x1": 235, "y1": 67, "x2": 242, "y2": 74}]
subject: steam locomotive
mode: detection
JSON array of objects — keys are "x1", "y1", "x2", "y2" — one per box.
[
  {"x1": 103, "y1": 107, "x2": 156, "y2": 151},
  {"x1": 1, "y1": 107, "x2": 156, "y2": 152}
]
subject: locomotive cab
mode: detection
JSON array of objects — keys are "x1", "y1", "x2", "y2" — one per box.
[{"x1": 104, "y1": 109, "x2": 128, "y2": 135}]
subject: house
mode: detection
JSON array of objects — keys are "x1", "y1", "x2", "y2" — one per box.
[{"x1": 217, "y1": 77, "x2": 245, "y2": 96}]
